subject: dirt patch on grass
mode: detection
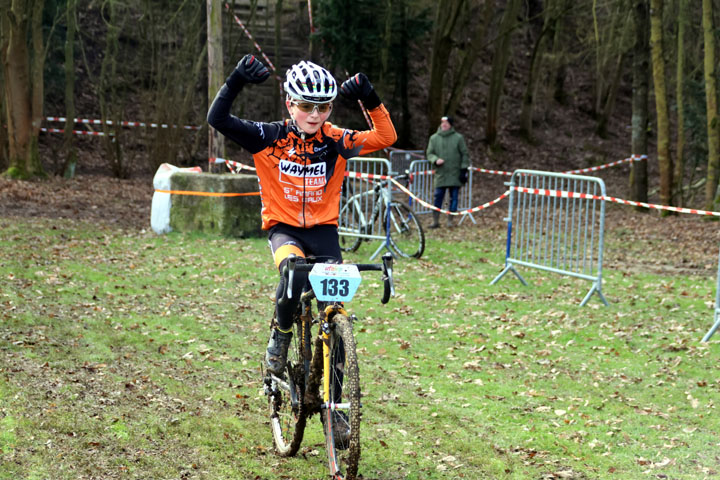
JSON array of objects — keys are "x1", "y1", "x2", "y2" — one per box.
[{"x1": 0, "y1": 174, "x2": 153, "y2": 230}]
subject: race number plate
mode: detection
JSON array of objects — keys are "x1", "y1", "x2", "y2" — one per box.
[{"x1": 308, "y1": 264, "x2": 362, "y2": 302}]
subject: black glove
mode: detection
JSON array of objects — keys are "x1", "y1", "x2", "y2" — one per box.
[
  {"x1": 340, "y1": 73, "x2": 381, "y2": 110},
  {"x1": 459, "y1": 168, "x2": 468, "y2": 185},
  {"x1": 226, "y1": 54, "x2": 270, "y2": 90}
]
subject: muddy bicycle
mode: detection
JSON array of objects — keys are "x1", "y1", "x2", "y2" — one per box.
[
  {"x1": 263, "y1": 253, "x2": 395, "y2": 480},
  {"x1": 339, "y1": 174, "x2": 425, "y2": 259}
]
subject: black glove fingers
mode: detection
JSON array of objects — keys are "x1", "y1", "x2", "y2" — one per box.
[{"x1": 340, "y1": 72, "x2": 380, "y2": 108}]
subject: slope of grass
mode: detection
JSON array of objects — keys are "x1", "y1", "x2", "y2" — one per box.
[{"x1": 1, "y1": 217, "x2": 718, "y2": 479}]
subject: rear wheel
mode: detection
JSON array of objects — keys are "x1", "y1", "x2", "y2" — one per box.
[
  {"x1": 385, "y1": 202, "x2": 425, "y2": 258},
  {"x1": 268, "y1": 320, "x2": 310, "y2": 456},
  {"x1": 323, "y1": 315, "x2": 361, "y2": 479}
]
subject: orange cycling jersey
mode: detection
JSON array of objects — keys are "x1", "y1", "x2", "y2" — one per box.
[{"x1": 208, "y1": 86, "x2": 397, "y2": 230}]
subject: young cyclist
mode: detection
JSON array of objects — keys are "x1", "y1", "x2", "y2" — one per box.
[{"x1": 207, "y1": 55, "x2": 397, "y2": 440}]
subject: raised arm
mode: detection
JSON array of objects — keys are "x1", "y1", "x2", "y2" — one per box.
[
  {"x1": 207, "y1": 54, "x2": 277, "y2": 153},
  {"x1": 338, "y1": 73, "x2": 397, "y2": 154}
]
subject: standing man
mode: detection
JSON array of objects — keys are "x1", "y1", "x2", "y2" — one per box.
[{"x1": 426, "y1": 116, "x2": 470, "y2": 228}]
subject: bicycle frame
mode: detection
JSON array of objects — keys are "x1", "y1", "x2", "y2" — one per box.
[{"x1": 341, "y1": 179, "x2": 399, "y2": 260}]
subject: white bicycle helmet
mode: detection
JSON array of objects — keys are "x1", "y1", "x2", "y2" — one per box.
[{"x1": 284, "y1": 61, "x2": 337, "y2": 103}]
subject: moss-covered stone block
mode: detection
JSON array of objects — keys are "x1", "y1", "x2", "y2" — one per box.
[{"x1": 169, "y1": 172, "x2": 263, "y2": 238}]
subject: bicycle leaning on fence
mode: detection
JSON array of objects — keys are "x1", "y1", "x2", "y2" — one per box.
[
  {"x1": 263, "y1": 253, "x2": 395, "y2": 480},
  {"x1": 339, "y1": 174, "x2": 425, "y2": 258}
]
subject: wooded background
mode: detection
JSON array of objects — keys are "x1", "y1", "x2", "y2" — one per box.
[{"x1": 2, "y1": 0, "x2": 720, "y2": 211}]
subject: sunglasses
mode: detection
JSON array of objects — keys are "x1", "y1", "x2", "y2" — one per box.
[{"x1": 291, "y1": 101, "x2": 332, "y2": 114}]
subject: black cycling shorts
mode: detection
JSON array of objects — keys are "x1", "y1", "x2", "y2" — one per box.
[{"x1": 268, "y1": 223, "x2": 342, "y2": 270}]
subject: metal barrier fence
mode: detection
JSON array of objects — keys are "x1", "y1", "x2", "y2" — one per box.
[
  {"x1": 406, "y1": 160, "x2": 475, "y2": 224},
  {"x1": 490, "y1": 169, "x2": 608, "y2": 306},
  {"x1": 702, "y1": 250, "x2": 720, "y2": 341},
  {"x1": 389, "y1": 149, "x2": 424, "y2": 175},
  {"x1": 338, "y1": 157, "x2": 393, "y2": 258}
]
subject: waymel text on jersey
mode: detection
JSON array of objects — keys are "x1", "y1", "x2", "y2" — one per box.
[{"x1": 208, "y1": 88, "x2": 397, "y2": 229}]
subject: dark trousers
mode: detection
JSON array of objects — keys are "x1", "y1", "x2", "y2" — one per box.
[{"x1": 434, "y1": 186, "x2": 460, "y2": 212}]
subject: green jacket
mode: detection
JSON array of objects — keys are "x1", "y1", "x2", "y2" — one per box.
[{"x1": 426, "y1": 127, "x2": 469, "y2": 188}]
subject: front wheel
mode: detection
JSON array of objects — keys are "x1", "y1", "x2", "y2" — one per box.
[
  {"x1": 324, "y1": 315, "x2": 361, "y2": 479},
  {"x1": 268, "y1": 320, "x2": 310, "y2": 456},
  {"x1": 385, "y1": 202, "x2": 425, "y2": 259}
]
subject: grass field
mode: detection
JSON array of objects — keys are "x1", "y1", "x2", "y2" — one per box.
[{"x1": 1, "y1": 215, "x2": 719, "y2": 480}]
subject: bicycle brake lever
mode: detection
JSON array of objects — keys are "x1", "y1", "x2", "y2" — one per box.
[{"x1": 381, "y1": 252, "x2": 395, "y2": 304}]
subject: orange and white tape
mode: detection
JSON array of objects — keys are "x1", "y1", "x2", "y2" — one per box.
[
  {"x1": 562, "y1": 154, "x2": 646, "y2": 175},
  {"x1": 513, "y1": 185, "x2": 720, "y2": 217},
  {"x1": 225, "y1": 3, "x2": 282, "y2": 84},
  {"x1": 409, "y1": 170, "x2": 434, "y2": 179},
  {"x1": 40, "y1": 127, "x2": 111, "y2": 137},
  {"x1": 212, "y1": 155, "x2": 710, "y2": 218},
  {"x1": 389, "y1": 177, "x2": 508, "y2": 215},
  {"x1": 345, "y1": 171, "x2": 391, "y2": 180},
  {"x1": 45, "y1": 116, "x2": 200, "y2": 130},
  {"x1": 307, "y1": 0, "x2": 315, "y2": 33},
  {"x1": 215, "y1": 158, "x2": 257, "y2": 173},
  {"x1": 471, "y1": 167, "x2": 512, "y2": 176},
  {"x1": 469, "y1": 155, "x2": 647, "y2": 177}
]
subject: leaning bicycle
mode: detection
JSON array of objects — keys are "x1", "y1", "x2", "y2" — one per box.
[
  {"x1": 339, "y1": 174, "x2": 425, "y2": 259},
  {"x1": 263, "y1": 253, "x2": 394, "y2": 480}
]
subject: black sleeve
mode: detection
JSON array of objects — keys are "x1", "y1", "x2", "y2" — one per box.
[{"x1": 207, "y1": 84, "x2": 280, "y2": 154}]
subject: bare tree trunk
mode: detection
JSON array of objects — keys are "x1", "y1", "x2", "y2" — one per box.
[
  {"x1": 674, "y1": 0, "x2": 686, "y2": 205},
  {"x1": 630, "y1": 0, "x2": 649, "y2": 205},
  {"x1": 596, "y1": 8, "x2": 631, "y2": 138},
  {"x1": 273, "y1": 0, "x2": 283, "y2": 120},
  {"x1": 519, "y1": 6, "x2": 552, "y2": 142},
  {"x1": 595, "y1": 48, "x2": 627, "y2": 139},
  {"x1": 445, "y1": 0, "x2": 494, "y2": 117},
  {"x1": 30, "y1": 0, "x2": 43, "y2": 131},
  {"x1": 3, "y1": 0, "x2": 46, "y2": 179},
  {"x1": 62, "y1": 0, "x2": 77, "y2": 178},
  {"x1": 380, "y1": 0, "x2": 392, "y2": 90},
  {"x1": 702, "y1": 0, "x2": 720, "y2": 210},
  {"x1": 98, "y1": 0, "x2": 124, "y2": 178},
  {"x1": 650, "y1": 0, "x2": 673, "y2": 209},
  {"x1": 486, "y1": 0, "x2": 521, "y2": 147},
  {"x1": 593, "y1": 0, "x2": 622, "y2": 116},
  {"x1": 427, "y1": 0, "x2": 465, "y2": 136},
  {"x1": 207, "y1": 0, "x2": 225, "y2": 172},
  {"x1": 549, "y1": 0, "x2": 571, "y2": 104},
  {"x1": 520, "y1": 0, "x2": 573, "y2": 138},
  {"x1": 397, "y1": 0, "x2": 412, "y2": 146},
  {"x1": 0, "y1": 1, "x2": 10, "y2": 171}
]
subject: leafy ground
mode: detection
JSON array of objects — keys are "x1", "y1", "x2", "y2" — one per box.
[{"x1": 1, "y1": 174, "x2": 720, "y2": 480}]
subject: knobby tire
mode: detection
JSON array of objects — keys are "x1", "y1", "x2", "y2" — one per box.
[
  {"x1": 324, "y1": 315, "x2": 361, "y2": 479},
  {"x1": 385, "y1": 202, "x2": 425, "y2": 258},
  {"x1": 269, "y1": 318, "x2": 311, "y2": 456}
]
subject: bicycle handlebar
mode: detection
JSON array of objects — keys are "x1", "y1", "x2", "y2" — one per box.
[{"x1": 280, "y1": 253, "x2": 395, "y2": 305}]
